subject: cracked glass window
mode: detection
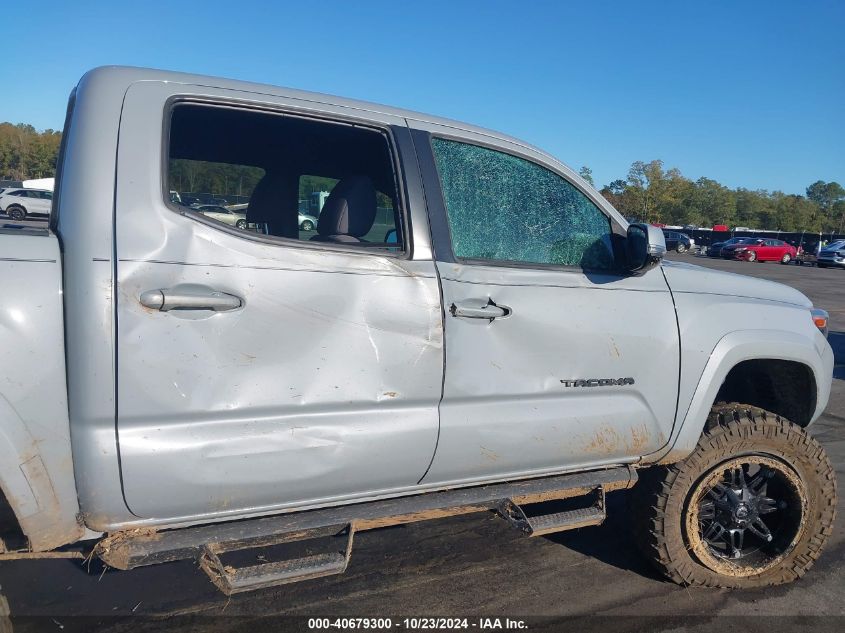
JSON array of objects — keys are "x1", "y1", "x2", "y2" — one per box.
[{"x1": 431, "y1": 138, "x2": 615, "y2": 270}]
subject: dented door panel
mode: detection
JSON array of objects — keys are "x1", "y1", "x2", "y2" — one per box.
[
  {"x1": 114, "y1": 81, "x2": 443, "y2": 521},
  {"x1": 117, "y1": 257, "x2": 443, "y2": 518}
]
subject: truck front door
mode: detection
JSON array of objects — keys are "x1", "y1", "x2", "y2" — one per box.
[{"x1": 412, "y1": 127, "x2": 680, "y2": 485}]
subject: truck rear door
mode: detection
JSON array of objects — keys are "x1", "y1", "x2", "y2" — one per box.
[{"x1": 113, "y1": 81, "x2": 443, "y2": 520}]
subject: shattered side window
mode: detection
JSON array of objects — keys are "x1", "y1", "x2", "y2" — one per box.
[{"x1": 431, "y1": 138, "x2": 615, "y2": 270}]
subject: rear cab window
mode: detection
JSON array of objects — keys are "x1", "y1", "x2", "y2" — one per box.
[{"x1": 166, "y1": 103, "x2": 405, "y2": 251}]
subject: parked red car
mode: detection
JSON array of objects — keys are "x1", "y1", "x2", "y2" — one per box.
[{"x1": 721, "y1": 238, "x2": 797, "y2": 263}]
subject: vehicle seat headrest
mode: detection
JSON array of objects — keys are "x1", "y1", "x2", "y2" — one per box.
[
  {"x1": 312, "y1": 176, "x2": 377, "y2": 243},
  {"x1": 246, "y1": 172, "x2": 298, "y2": 239}
]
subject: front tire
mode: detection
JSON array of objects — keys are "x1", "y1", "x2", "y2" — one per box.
[
  {"x1": 747, "y1": 251, "x2": 757, "y2": 262},
  {"x1": 6, "y1": 205, "x2": 26, "y2": 221},
  {"x1": 301, "y1": 220, "x2": 315, "y2": 231},
  {"x1": 676, "y1": 244, "x2": 687, "y2": 253},
  {"x1": 781, "y1": 253, "x2": 792, "y2": 264},
  {"x1": 632, "y1": 404, "x2": 836, "y2": 588}
]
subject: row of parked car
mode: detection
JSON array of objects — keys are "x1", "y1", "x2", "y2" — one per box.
[
  {"x1": 167, "y1": 190, "x2": 321, "y2": 231},
  {"x1": 175, "y1": 202, "x2": 320, "y2": 232},
  {"x1": 1, "y1": 186, "x2": 325, "y2": 233},
  {"x1": 661, "y1": 228, "x2": 845, "y2": 270},
  {"x1": 704, "y1": 236, "x2": 845, "y2": 268}
]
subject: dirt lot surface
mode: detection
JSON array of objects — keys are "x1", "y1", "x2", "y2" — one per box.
[{"x1": 1, "y1": 254, "x2": 843, "y2": 632}]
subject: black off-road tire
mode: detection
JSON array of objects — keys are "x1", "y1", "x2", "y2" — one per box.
[{"x1": 632, "y1": 403, "x2": 836, "y2": 588}]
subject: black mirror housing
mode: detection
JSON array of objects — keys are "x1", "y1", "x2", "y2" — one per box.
[{"x1": 626, "y1": 223, "x2": 667, "y2": 274}]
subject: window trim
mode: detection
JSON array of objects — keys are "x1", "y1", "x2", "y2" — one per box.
[
  {"x1": 426, "y1": 132, "x2": 625, "y2": 274},
  {"x1": 160, "y1": 97, "x2": 413, "y2": 260}
]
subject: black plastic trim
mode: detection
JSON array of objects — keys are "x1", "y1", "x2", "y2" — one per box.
[{"x1": 409, "y1": 128, "x2": 456, "y2": 264}]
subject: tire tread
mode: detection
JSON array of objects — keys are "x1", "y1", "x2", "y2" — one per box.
[{"x1": 632, "y1": 403, "x2": 836, "y2": 588}]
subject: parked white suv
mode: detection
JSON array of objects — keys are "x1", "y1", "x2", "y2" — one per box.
[{"x1": 0, "y1": 188, "x2": 53, "y2": 220}]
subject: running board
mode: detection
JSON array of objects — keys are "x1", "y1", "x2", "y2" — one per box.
[
  {"x1": 497, "y1": 488, "x2": 606, "y2": 536},
  {"x1": 97, "y1": 466, "x2": 636, "y2": 592},
  {"x1": 199, "y1": 524, "x2": 354, "y2": 595}
]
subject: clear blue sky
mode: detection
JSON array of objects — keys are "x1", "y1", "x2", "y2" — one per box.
[{"x1": 5, "y1": 0, "x2": 843, "y2": 194}]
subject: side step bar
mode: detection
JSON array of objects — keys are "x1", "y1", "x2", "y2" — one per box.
[
  {"x1": 497, "y1": 488, "x2": 606, "y2": 537},
  {"x1": 199, "y1": 524, "x2": 355, "y2": 595},
  {"x1": 98, "y1": 466, "x2": 636, "y2": 593}
]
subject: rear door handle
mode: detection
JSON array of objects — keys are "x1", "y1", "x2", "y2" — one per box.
[
  {"x1": 450, "y1": 299, "x2": 511, "y2": 320},
  {"x1": 140, "y1": 287, "x2": 243, "y2": 312}
]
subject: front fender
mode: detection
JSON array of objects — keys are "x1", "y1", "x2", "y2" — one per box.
[{"x1": 645, "y1": 328, "x2": 833, "y2": 464}]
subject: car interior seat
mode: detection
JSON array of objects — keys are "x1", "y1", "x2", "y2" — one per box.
[
  {"x1": 246, "y1": 172, "x2": 300, "y2": 239},
  {"x1": 310, "y1": 175, "x2": 377, "y2": 243}
]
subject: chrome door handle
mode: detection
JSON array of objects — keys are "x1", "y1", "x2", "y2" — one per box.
[
  {"x1": 450, "y1": 299, "x2": 511, "y2": 320},
  {"x1": 140, "y1": 287, "x2": 243, "y2": 312}
]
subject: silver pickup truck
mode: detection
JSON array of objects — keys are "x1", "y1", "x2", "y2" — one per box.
[{"x1": 0, "y1": 67, "x2": 836, "y2": 594}]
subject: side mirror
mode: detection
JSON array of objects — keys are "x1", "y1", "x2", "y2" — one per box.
[{"x1": 626, "y1": 223, "x2": 666, "y2": 274}]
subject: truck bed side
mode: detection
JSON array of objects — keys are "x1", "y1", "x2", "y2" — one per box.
[{"x1": 0, "y1": 229, "x2": 83, "y2": 550}]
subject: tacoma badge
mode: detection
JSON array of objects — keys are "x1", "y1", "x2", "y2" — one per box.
[{"x1": 560, "y1": 378, "x2": 635, "y2": 387}]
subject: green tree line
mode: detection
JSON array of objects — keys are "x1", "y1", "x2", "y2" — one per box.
[
  {"x1": 0, "y1": 123, "x2": 62, "y2": 181},
  {"x1": 590, "y1": 160, "x2": 845, "y2": 233},
  {"x1": 167, "y1": 161, "x2": 350, "y2": 204},
  {"x1": 168, "y1": 159, "x2": 265, "y2": 199}
]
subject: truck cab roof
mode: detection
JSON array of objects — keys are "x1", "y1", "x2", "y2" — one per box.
[{"x1": 80, "y1": 65, "x2": 556, "y2": 168}]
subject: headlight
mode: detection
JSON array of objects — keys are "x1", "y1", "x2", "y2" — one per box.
[
  {"x1": 811, "y1": 308, "x2": 829, "y2": 338},
  {"x1": 735, "y1": 247, "x2": 747, "y2": 251}
]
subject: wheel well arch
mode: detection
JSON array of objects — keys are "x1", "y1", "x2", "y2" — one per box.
[{"x1": 714, "y1": 359, "x2": 816, "y2": 426}]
